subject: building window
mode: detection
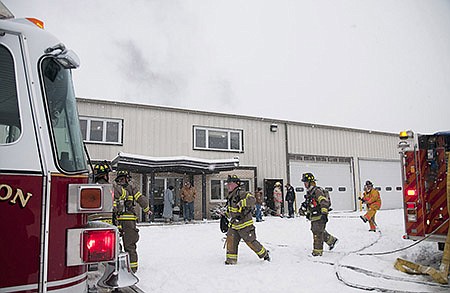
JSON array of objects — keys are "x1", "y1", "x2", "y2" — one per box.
[
  {"x1": 210, "y1": 179, "x2": 228, "y2": 201},
  {"x1": 210, "y1": 179, "x2": 250, "y2": 201},
  {"x1": 194, "y1": 126, "x2": 243, "y2": 152},
  {"x1": 338, "y1": 187, "x2": 346, "y2": 192},
  {"x1": 79, "y1": 116, "x2": 123, "y2": 144},
  {"x1": 386, "y1": 186, "x2": 393, "y2": 191}
]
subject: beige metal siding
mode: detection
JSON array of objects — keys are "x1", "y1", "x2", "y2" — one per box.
[{"x1": 287, "y1": 124, "x2": 398, "y2": 159}]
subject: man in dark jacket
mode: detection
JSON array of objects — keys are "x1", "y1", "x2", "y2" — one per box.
[
  {"x1": 285, "y1": 183, "x2": 295, "y2": 218},
  {"x1": 224, "y1": 175, "x2": 270, "y2": 264},
  {"x1": 299, "y1": 173, "x2": 338, "y2": 256}
]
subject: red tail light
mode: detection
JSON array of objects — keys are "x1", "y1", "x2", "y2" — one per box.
[{"x1": 82, "y1": 229, "x2": 116, "y2": 263}]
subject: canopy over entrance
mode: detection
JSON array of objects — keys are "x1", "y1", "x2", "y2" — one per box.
[{"x1": 111, "y1": 152, "x2": 239, "y2": 175}]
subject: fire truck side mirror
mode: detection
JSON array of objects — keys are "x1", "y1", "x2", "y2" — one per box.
[{"x1": 67, "y1": 184, "x2": 113, "y2": 214}]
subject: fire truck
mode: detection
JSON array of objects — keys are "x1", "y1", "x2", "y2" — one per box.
[
  {"x1": 0, "y1": 2, "x2": 119, "y2": 292},
  {"x1": 398, "y1": 130, "x2": 449, "y2": 250}
]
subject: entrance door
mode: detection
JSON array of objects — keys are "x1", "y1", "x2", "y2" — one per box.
[{"x1": 264, "y1": 179, "x2": 284, "y2": 215}]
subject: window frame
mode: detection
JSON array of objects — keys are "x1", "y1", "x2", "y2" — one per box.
[
  {"x1": 193, "y1": 125, "x2": 243, "y2": 152},
  {"x1": 79, "y1": 116, "x2": 123, "y2": 145}
]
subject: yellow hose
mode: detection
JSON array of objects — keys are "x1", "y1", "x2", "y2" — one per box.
[{"x1": 394, "y1": 152, "x2": 450, "y2": 284}]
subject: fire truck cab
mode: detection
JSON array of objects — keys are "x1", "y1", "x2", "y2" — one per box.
[
  {"x1": 398, "y1": 130, "x2": 449, "y2": 249},
  {"x1": 0, "y1": 2, "x2": 117, "y2": 292}
]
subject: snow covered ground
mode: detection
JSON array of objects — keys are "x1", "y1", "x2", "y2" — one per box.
[{"x1": 133, "y1": 209, "x2": 448, "y2": 292}]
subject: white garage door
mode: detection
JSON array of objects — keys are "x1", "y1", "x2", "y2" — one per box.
[
  {"x1": 358, "y1": 159, "x2": 402, "y2": 210},
  {"x1": 290, "y1": 161, "x2": 355, "y2": 211}
]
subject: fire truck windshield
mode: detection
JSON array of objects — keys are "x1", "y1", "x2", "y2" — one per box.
[{"x1": 41, "y1": 57, "x2": 87, "y2": 173}]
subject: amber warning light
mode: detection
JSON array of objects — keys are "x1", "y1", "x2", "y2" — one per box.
[
  {"x1": 82, "y1": 229, "x2": 116, "y2": 263},
  {"x1": 80, "y1": 187, "x2": 102, "y2": 209}
]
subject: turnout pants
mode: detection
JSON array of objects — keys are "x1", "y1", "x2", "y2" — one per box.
[
  {"x1": 120, "y1": 220, "x2": 140, "y2": 272},
  {"x1": 226, "y1": 225, "x2": 268, "y2": 264},
  {"x1": 364, "y1": 206, "x2": 379, "y2": 230},
  {"x1": 310, "y1": 219, "x2": 336, "y2": 255}
]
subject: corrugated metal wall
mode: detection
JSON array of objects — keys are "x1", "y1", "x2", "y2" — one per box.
[{"x1": 77, "y1": 98, "x2": 399, "y2": 188}]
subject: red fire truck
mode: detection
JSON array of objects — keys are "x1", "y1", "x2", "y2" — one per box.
[
  {"x1": 398, "y1": 130, "x2": 449, "y2": 250},
  {"x1": 0, "y1": 2, "x2": 118, "y2": 292}
]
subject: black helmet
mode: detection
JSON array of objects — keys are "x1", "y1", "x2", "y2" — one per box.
[
  {"x1": 93, "y1": 161, "x2": 111, "y2": 177},
  {"x1": 301, "y1": 173, "x2": 316, "y2": 183},
  {"x1": 227, "y1": 174, "x2": 241, "y2": 184},
  {"x1": 365, "y1": 180, "x2": 373, "y2": 187},
  {"x1": 115, "y1": 170, "x2": 131, "y2": 181}
]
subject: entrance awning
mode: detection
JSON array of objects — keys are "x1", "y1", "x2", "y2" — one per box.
[{"x1": 111, "y1": 152, "x2": 239, "y2": 175}]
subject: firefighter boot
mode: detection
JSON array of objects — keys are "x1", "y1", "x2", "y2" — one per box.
[
  {"x1": 264, "y1": 250, "x2": 271, "y2": 262},
  {"x1": 328, "y1": 237, "x2": 339, "y2": 251},
  {"x1": 311, "y1": 249, "x2": 323, "y2": 257},
  {"x1": 360, "y1": 215, "x2": 368, "y2": 223}
]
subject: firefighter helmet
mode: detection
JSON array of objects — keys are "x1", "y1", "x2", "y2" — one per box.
[
  {"x1": 93, "y1": 161, "x2": 111, "y2": 176},
  {"x1": 274, "y1": 182, "x2": 281, "y2": 186},
  {"x1": 115, "y1": 170, "x2": 131, "y2": 181},
  {"x1": 301, "y1": 173, "x2": 316, "y2": 183},
  {"x1": 227, "y1": 174, "x2": 241, "y2": 184},
  {"x1": 365, "y1": 180, "x2": 373, "y2": 187}
]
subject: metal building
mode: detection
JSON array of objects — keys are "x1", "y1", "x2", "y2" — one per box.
[{"x1": 77, "y1": 98, "x2": 401, "y2": 220}]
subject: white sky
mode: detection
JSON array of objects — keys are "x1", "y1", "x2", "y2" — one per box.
[{"x1": 4, "y1": 0, "x2": 450, "y2": 133}]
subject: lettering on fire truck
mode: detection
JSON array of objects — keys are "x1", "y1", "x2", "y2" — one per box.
[{"x1": 0, "y1": 183, "x2": 32, "y2": 208}]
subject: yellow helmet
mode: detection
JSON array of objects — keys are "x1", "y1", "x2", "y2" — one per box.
[{"x1": 274, "y1": 182, "x2": 281, "y2": 186}]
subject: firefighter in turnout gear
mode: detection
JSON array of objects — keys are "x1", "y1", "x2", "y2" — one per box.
[
  {"x1": 359, "y1": 180, "x2": 382, "y2": 231},
  {"x1": 299, "y1": 173, "x2": 338, "y2": 256},
  {"x1": 88, "y1": 161, "x2": 114, "y2": 224},
  {"x1": 113, "y1": 170, "x2": 151, "y2": 273},
  {"x1": 224, "y1": 175, "x2": 270, "y2": 265}
]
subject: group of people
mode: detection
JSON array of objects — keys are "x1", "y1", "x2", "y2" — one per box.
[
  {"x1": 162, "y1": 181, "x2": 197, "y2": 223},
  {"x1": 91, "y1": 162, "x2": 382, "y2": 269}
]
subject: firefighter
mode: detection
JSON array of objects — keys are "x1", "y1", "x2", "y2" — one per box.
[
  {"x1": 88, "y1": 161, "x2": 113, "y2": 224},
  {"x1": 359, "y1": 180, "x2": 382, "y2": 232},
  {"x1": 224, "y1": 175, "x2": 271, "y2": 264},
  {"x1": 113, "y1": 170, "x2": 151, "y2": 273},
  {"x1": 299, "y1": 173, "x2": 338, "y2": 256}
]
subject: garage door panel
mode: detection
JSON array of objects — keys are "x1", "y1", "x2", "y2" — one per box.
[
  {"x1": 290, "y1": 161, "x2": 354, "y2": 211},
  {"x1": 358, "y1": 160, "x2": 402, "y2": 210}
]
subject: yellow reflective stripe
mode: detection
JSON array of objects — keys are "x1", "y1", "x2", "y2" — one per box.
[
  {"x1": 130, "y1": 262, "x2": 138, "y2": 268},
  {"x1": 231, "y1": 219, "x2": 254, "y2": 230},
  {"x1": 118, "y1": 215, "x2": 138, "y2": 221},
  {"x1": 126, "y1": 196, "x2": 134, "y2": 201},
  {"x1": 321, "y1": 208, "x2": 328, "y2": 214},
  {"x1": 143, "y1": 207, "x2": 150, "y2": 213},
  {"x1": 241, "y1": 198, "x2": 247, "y2": 207},
  {"x1": 318, "y1": 195, "x2": 327, "y2": 202},
  {"x1": 226, "y1": 254, "x2": 238, "y2": 260},
  {"x1": 313, "y1": 249, "x2": 323, "y2": 253},
  {"x1": 257, "y1": 247, "x2": 266, "y2": 256},
  {"x1": 120, "y1": 188, "x2": 126, "y2": 200},
  {"x1": 229, "y1": 206, "x2": 241, "y2": 213},
  {"x1": 113, "y1": 202, "x2": 117, "y2": 207},
  {"x1": 311, "y1": 215, "x2": 322, "y2": 221},
  {"x1": 134, "y1": 191, "x2": 142, "y2": 200}
]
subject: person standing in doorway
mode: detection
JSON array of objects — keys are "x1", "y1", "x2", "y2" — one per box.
[
  {"x1": 285, "y1": 183, "x2": 295, "y2": 218},
  {"x1": 299, "y1": 173, "x2": 338, "y2": 257},
  {"x1": 163, "y1": 185, "x2": 175, "y2": 223},
  {"x1": 181, "y1": 181, "x2": 196, "y2": 223},
  {"x1": 273, "y1": 182, "x2": 283, "y2": 217},
  {"x1": 359, "y1": 180, "x2": 382, "y2": 232},
  {"x1": 255, "y1": 187, "x2": 264, "y2": 222},
  {"x1": 113, "y1": 170, "x2": 151, "y2": 272}
]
